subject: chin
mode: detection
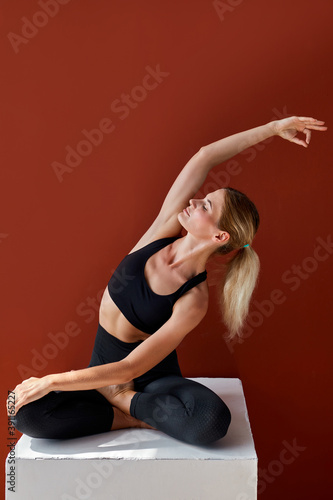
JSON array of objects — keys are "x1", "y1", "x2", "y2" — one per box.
[{"x1": 177, "y1": 212, "x2": 188, "y2": 230}]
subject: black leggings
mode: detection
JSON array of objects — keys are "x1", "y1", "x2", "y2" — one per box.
[{"x1": 12, "y1": 324, "x2": 231, "y2": 445}]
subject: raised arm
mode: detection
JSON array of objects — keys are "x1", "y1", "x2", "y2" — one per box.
[
  {"x1": 162, "y1": 117, "x2": 327, "y2": 217},
  {"x1": 138, "y1": 116, "x2": 327, "y2": 244},
  {"x1": 156, "y1": 122, "x2": 275, "y2": 225}
]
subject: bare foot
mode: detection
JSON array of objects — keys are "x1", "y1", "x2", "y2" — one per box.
[
  {"x1": 111, "y1": 406, "x2": 155, "y2": 431},
  {"x1": 97, "y1": 380, "x2": 135, "y2": 406},
  {"x1": 97, "y1": 382, "x2": 156, "y2": 431}
]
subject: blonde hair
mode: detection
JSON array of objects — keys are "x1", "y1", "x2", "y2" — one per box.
[{"x1": 215, "y1": 187, "x2": 260, "y2": 340}]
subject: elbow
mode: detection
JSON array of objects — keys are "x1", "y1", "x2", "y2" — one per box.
[
  {"x1": 198, "y1": 145, "x2": 213, "y2": 167},
  {"x1": 198, "y1": 145, "x2": 208, "y2": 157},
  {"x1": 122, "y1": 357, "x2": 149, "y2": 382},
  {"x1": 120, "y1": 359, "x2": 136, "y2": 383}
]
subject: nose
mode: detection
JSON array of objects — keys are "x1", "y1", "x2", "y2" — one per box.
[{"x1": 189, "y1": 199, "x2": 196, "y2": 208}]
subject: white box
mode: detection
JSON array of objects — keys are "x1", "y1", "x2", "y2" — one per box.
[{"x1": 5, "y1": 378, "x2": 257, "y2": 500}]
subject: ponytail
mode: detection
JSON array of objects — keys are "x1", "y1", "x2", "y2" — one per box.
[
  {"x1": 219, "y1": 246, "x2": 260, "y2": 339},
  {"x1": 215, "y1": 187, "x2": 260, "y2": 339}
]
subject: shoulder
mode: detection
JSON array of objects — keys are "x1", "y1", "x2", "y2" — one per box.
[
  {"x1": 172, "y1": 282, "x2": 209, "y2": 326},
  {"x1": 147, "y1": 286, "x2": 208, "y2": 345}
]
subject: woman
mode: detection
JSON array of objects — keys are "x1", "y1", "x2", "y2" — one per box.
[{"x1": 8, "y1": 115, "x2": 326, "y2": 445}]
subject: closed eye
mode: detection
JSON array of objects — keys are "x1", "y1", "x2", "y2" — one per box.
[{"x1": 203, "y1": 198, "x2": 212, "y2": 211}]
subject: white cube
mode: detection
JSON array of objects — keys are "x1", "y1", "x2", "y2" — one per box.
[{"x1": 5, "y1": 378, "x2": 257, "y2": 500}]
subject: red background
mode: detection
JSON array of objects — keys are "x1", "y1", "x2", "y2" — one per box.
[{"x1": 1, "y1": 1, "x2": 332, "y2": 498}]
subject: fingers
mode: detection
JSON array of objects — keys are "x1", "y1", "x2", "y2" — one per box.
[
  {"x1": 304, "y1": 128, "x2": 311, "y2": 145},
  {"x1": 6, "y1": 378, "x2": 49, "y2": 417},
  {"x1": 276, "y1": 117, "x2": 327, "y2": 143},
  {"x1": 6, "y1": 384, "x2": 25, "y2": 416},
  {"x1": 6, "y1": 391, "x2": 17, "y2": 416},
  {"x1": 290, "y1": 136, "x2": 308, "y2": 148},
  {"x1": 298, "y1": 116, "x2": 324, "y2": 122},
  {"x1": 7, "y1": 393, "x2": 26, "y2": 416},
  {"x1": 287, "y1": 117, "x2": 327, "y2": 147},
  {"x1": 297, "y1": 116, "x2": 327, "y2": 131},
  {"x1": 304, "y1": 124, "x2": 327, "y2": 131}
]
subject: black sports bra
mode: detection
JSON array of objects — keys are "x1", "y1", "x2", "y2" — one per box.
[{"x1": 108, "y1": 236, "x2": 207, "y2": 334}]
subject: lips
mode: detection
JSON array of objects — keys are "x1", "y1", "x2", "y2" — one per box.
[{"x1": 184, "y1": 208, "x2": 190, "y2": 217}]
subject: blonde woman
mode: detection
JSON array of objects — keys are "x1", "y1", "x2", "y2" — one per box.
[{"x1": 8, "y1": 116, "x2": 326, "y2": 444}]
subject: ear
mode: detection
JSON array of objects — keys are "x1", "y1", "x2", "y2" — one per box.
[{"x1": 213, "y1": 230, "x2": 230, "y2": 245}]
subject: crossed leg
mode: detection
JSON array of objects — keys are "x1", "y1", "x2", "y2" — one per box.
[
  {"x1": 99, "y1": 375, "x2": 231, "y2": 445},
  {"x1": 12, "y1": 376, "x2": 231, "y2": 444}
]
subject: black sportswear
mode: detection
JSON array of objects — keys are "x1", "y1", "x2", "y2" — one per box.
[
  {"x1": 12, "y1": 324, "x2": 231, "y2": 444},
  {"x1": 108, "y1": 237, "x2": 207, "y2": 334},
  {"x1": 12, "y1": 237, "x2": 231, "y2": 445}
]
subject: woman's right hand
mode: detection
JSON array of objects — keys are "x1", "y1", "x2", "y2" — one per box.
[
  {"x1": 6, "y1": 376, "x2": 52, "y2": 416},
  {"x1": 272, "y1": 116, "x2": 327, "y2": 148}
]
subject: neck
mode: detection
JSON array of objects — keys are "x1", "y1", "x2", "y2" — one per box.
[{"x1": 167, "y1": 233, "x2": 217, "y2": 275}]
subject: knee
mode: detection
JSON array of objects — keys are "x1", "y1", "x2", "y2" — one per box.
[
  {"x1": 11, "y1": 404, "x2": 36, "y2": 437},
  {"x1": 214, "y1": 400, "x2": 231, "y2": 440},
  {"x1": 186, "y1": 399, "x2": 232, "y2": 446},
  {"x1": 11, "y1": 399, "x2": 50, "y2": 439}
]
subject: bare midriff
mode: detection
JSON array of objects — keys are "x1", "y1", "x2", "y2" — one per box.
[{"x1": 98, "y1": 286, "x2": 151, "y2": 343}]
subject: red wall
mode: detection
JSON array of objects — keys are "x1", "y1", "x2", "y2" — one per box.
[{"x1": 1, "y1": 1, "x2": 332, "y2": 498}]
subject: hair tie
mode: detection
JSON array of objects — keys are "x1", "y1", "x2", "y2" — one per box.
[{"x1": 243, "y1": 244, "x2": 249, "y2": 248}]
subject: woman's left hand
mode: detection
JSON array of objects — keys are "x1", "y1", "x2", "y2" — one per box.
[
  {"x1": 6, "y1": 376, "x2": 52, "y2": 416},
  {"x1": 272, "y1": 116, "x2": 327, "y2": 147}
]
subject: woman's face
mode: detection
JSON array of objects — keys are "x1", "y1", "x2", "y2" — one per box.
[{"x1": 178, "y1": 189, "x2": 229, "y2": 243}]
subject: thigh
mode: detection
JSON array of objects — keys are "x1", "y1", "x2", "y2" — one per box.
[
  {"x1": 142, "y1": 375, "x2": 216, "y2": 400},
  {"x1": 142, "y1": 375, "x2": 231, "y2": 423},
  {"x1": 131, "y1": 375, "x2": 232, "y2": 445},
  {"x1": 13, "y1": 389, "x2": 113, "y2": 439}
]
